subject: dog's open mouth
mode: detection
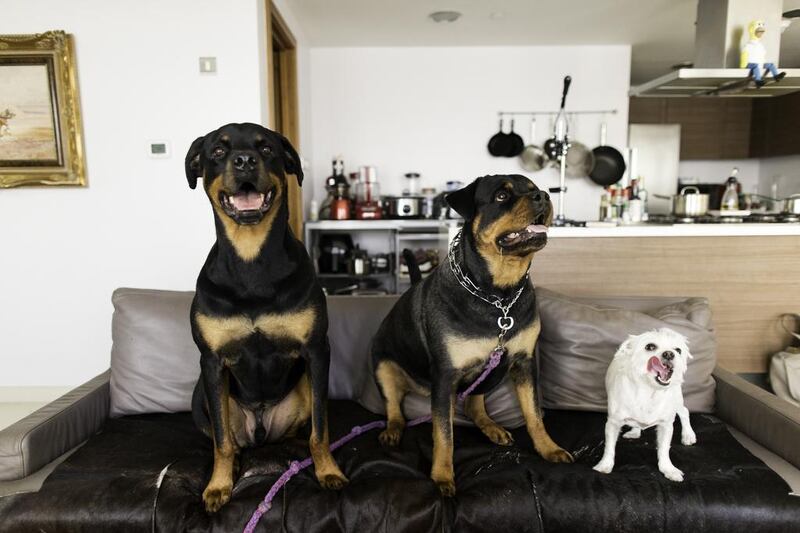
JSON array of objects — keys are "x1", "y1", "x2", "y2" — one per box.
[
  {"x1": 497, "y1": 223, "x2": 548, "y2": 250},
  {"x1": 648, "y1": 356, "x2": 674, "y2": 386},
  {"x1": 219, "y1": 185, "x2": 275, "y2": 225}
]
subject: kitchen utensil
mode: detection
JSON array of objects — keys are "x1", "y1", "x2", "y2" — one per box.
[
  {"x1": 385, "y1": 195, "x2": 424, "y2": 218},
  {"x1": 783, "y1": 193, "x2": 800, "y2": 215},
  {"x1": 565, "y1": 138, "x2": 595, "y2": 177},
  {"x1": 404, "y1": 172, "x2": 421, "y2": 195},
  {"x1": 552, "y1": 75, "x2": 572, "y2": 226},
  {"x1": 355, "y1": 166, "x2": 381, "y2": 219},
  {"x1": 720, "y1": 168, "x2": 740, "y2": 211},
  {"x1": 347, "y1": 245, "x2": 372, "y2": 276},
  {"x1": 505, "y1": 119, "x2": 525, "y2": 157},
  {"x1": 318, "y1": 234, "x2": 353, "y2": 274},
  {"x1": 655, "y1": 186, "x2": 709, "y2": 217},
  {"x1": 589, "y1": 123, "x2": 626, "y2": 186},
  {"x1": 331, "y1": 183, "x2": 352, "y2": 220},
  {"x1": 520, "y1": 118, "x2": 547, "y2": 172},
  {"x1": 487, "y1": 118, "x2": 511, "y2": 157}
]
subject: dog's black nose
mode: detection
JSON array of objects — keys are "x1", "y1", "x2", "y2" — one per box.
[
  {"x1": 532, "y1": 190, "x2": 549, "y2": 204},
  {"x1": 233, "y1": 153, "x2": 257, "y2": 171},
  {"x1": 662, "y1": 351, "x2": 675, "y2": 361}
]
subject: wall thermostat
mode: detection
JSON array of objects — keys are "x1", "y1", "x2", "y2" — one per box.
[
  {"x1": 148, "y1": 141, "x2": 171, "y2": 159},
  {"x1": 199, "y1": 57, "x2": 217, "y2": 74}
]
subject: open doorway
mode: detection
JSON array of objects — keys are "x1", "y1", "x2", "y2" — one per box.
[{"x1": 266, "y1": 2, "x2": 303, "y2": 238}]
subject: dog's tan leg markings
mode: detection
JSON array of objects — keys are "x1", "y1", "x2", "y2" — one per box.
[
  {"x1": 431, "y1": 403, "x2": 456, "y2": 497},
  {"x1": 203, "y1": 378, "x2": 238, "y2": 513},
  {"x1": 306, "y1": 376, "x2": 347, "y2": 489},
  {"x1": 464, "y1": 394, "x2": 513, "y2": 446},
  {"x1": 513, "y1": 379, "x2": 573, "y2": 463},
  {"x1": 206, "y1": 174, "x2": 284, "y2": 262},
  {"x1": 195, "y1": 307, "x2": 316, "y2": 353},
  {"x1": 375, "y1": 360, "x2": 411, "y2": 447}
]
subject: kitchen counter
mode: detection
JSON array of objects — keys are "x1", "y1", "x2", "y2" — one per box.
[
  {"x1": 549, "y1": 223, "x2": 800, "y2": 238},
  {"x1": 305, "y1": 219, "x2": 800, "y2": 237}
]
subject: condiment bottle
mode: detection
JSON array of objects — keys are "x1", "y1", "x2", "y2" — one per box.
[{"x1": 721, "y1": 167, "x2": 740, "y2": 211}]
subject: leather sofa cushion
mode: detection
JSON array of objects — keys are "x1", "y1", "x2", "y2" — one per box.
[{"x1": 0, "y1": 401, "x2": 797, "y2": 532}]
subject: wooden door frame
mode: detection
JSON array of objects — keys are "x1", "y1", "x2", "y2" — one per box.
[{"x1": 265, "y1": 1, "x2": 303, "y2": 238}]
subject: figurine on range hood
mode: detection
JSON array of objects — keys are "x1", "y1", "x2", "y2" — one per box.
[{"x1": 741, "y1": 20, "x2": 786, "y2": 87}]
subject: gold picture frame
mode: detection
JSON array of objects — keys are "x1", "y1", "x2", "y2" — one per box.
[{"x1": 0, "y1": 31, "x2": 86, "y2": 188}]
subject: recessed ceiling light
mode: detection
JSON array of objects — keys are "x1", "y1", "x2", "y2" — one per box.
[{"x1": 429, "y1": 11, "x2": 461, "y2": 24}]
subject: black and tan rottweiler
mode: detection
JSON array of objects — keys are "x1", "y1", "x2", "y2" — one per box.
[
  {"x1": 185, "y1": 123, "x2": 346, "y2": 513},
  {"x1": 371, "y1": 174, "x2": 573, "y2": 496}
]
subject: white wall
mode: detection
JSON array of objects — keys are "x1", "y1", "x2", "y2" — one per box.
[
  {"x1": 678, "y1": 159, "x2": 761, "y2": 192},
  {"x1": 0, "y1": 0, "x2": 307, "y2": 387},
  {"x1": 758, "y1": 155, "x2": 800, "y2": 199},
  {"x1": 308, "y1": 46, "x2": 631, "y2": 222}
]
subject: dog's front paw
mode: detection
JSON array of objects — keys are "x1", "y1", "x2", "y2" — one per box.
[
  {"x1": 622, "y1": 428, "x2": 641, "y2": 439},
  {"x1": 543, "y1": 447, "x2": 574, "y2": 463},
  {"x1": 378, "y1": 427, "x2": 403, "y2": 447},
  {"x1": 433, "y1": 477, "x2": 456, "y2": 497},
  {"x1": 681, "y1": 431, "x2": 697, "y2": 446},
  {"x1": 203, "y1": 482, "x2": 232, "y2": 513},
  {"x1": 660, "y1": 465, "x2": 684, "y2": 482},
  {"x1": 319, "y1": 472, "x2": 349, "y2": 490},
  {"x1": 593, "y1": 460, "x2": 613, "y2": 474},
  {"x1": 482, "y1": 424, "x2": 514, "y2": 446}
]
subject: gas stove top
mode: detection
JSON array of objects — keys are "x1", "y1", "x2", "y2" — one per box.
[{"x1": 647, "y1": 213, "x2": 800, "y2": 224}]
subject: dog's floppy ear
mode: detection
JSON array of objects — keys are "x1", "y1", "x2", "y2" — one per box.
[
  {"x1": 445, "y1": 179, "x2": 480, "y2": 220},
  {"x1": 613, "y1": 335, "x2": 637, "y2": 360},
  {"x1": 185, "y1": 136, "x2": 205, "y2": 190},
  {"x1": 278, "y1": 134, "x2": 304, "y2": 187}
]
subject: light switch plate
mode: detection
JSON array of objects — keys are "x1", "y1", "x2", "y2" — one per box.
[
  {"x1": 199, "y1": 57, "x2": 217, "y2": 73},
  {"x1": 148, "y1": 140, "x2": 170, "y2": 159}
]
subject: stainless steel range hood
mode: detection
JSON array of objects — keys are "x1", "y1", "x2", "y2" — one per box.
[
  {"x1": 630, "y1": 67, "x2": 800, "y2": 97},
  {"x1": 631, "y1": 0, "x2": 800, "y2": 97}
]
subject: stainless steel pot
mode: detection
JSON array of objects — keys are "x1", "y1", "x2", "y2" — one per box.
[
  {"x1": 666, "y1": 186, "x2": 709, "y2": 217},
  {"x1": 385, "y1": 195, "x2": 423, "y2": 218},
  {"x1": 783, "y1": 193, "x2": 800, "y2": 215}
]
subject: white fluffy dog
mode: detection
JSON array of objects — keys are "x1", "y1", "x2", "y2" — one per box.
[{"x1": 593, "y1": 328, "x2": 697, "y2": 482}]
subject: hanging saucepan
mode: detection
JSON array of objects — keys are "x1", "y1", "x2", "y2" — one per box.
[
  {"x1": 487, "y1": 118, "x2": 512, "y2": 157},
  {"x1": 505, "y1": 119, "x2": 525, "y2": 157},
  {"x1": 520, "y1": 118, "x2": 547, "y2": 171},
  {"x1": 565, "y1": 116, "x2": 595, "y2": 177},
  {"x1": 589, "y1": 122, "x2": 626, "y2": 186}
]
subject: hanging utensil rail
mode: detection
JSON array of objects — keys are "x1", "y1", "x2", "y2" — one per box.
[{"x1": 497, "y1": 109, "x2": 617, "y2": 117}]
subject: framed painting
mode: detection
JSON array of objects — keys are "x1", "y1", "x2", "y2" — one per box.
[{"x1": 0, "y1": 31, "x2": 86, "y2": 187}]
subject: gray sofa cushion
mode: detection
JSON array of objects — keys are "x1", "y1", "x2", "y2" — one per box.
[
  {"x1": 110, "y1": 288, "x2": 199, "y2": 417},
  {"x1": 536, "y1": 288, "x2": 717, "y2": 413},
  {"x1": 108, "y1": 287, "x2": 715, "y2": 420}
]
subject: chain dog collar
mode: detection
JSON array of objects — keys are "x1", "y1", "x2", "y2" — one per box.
[{"x1": 448, "y1": 229, "x2": 530, "y2": 347}]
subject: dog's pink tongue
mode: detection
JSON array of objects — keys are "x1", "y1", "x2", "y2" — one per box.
[
  {"x1": 526, "y1": 224, "x2": 548, "y2": 234},
  {"x1": 647, "y1": 356, "x2": 668, "y2": 379},
  {"x1": 231, "y1": 191, "x2": 263, "y2": 211}
]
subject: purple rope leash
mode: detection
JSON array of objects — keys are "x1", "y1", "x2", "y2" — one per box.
[{"x1": 243, "y1": 347, "x2": 504, "y2": 532}]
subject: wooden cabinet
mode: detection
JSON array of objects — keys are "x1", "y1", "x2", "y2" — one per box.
[
  {"x1": 750, "y1": 91, "x2": 800, "y2": 158},
  {"x1": 629, "y1": 97, "x2": 752, "y2": 159},
  {"x1": 630, "y1": 94, "x2": 800, "y2": 160}
]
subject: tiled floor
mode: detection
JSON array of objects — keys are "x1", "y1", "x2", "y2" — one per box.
[{"x1": 0, "y1": 402, "x2": 47, "y2": 431}]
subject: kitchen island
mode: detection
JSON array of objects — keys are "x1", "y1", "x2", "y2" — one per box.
[{"x1": 305, "y1": 220, "x2": 800, "y2": 373}]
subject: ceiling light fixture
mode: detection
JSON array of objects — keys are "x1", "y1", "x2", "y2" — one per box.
[{"x1": 429, "y1": 11, "x2": 461, "y2": 24}]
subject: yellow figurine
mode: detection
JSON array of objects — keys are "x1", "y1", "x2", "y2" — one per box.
[{"x1": 740, "y1": 20, "x2": 785, "y2": 87}]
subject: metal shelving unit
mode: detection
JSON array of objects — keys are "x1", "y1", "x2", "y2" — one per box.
[{"x1": 304, "y1": 219, "x2": 460, "y2": 295}]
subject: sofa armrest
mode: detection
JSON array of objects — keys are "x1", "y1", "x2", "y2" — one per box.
[
  {"x1": 713, "y1": 365, "x2": 800, "y2": 470},
  {"x1": 0, "y1": 370, "x2": 109, "y2": 481}
]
